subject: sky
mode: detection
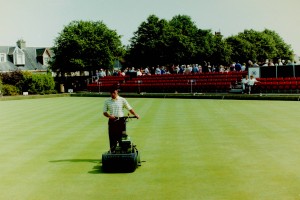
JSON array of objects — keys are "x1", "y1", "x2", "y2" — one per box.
[{"x1": 1, "y1": 0, "x2": 300, "y2": 55}]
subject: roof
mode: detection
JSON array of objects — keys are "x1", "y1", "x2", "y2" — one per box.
[
  {"x1": 0, "y1": 46, "x2": 8, "y2": 54},
  {"x1": 0, "y1": 45, "x2": 52, "y2": 72}
]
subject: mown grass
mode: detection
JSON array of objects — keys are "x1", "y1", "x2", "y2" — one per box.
[{"x1": 1, "y1": 97, "x2": 300, "y2": 200}]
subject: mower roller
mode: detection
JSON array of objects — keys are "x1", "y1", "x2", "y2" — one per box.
[{"x1": 102, "y1": 116, "x2": 141, "y2": 172}]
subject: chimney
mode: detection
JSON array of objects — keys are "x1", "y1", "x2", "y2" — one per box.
[{"x1": 17, "y1": 39, "x2": 26, "y2": 49}]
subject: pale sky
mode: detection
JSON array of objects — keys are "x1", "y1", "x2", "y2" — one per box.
[{"x1": 1, "y1": 0, "x2": 299, "y2": 55}]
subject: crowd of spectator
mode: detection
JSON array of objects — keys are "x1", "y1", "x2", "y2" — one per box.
[
  {"x1": 98, "y1": 63, "x2": 241, "y2": 78},
  {"x1": 95, "y1": 58, "x2": 297, "y2": 78}
]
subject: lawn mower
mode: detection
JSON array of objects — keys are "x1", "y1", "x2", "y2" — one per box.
[{"x1": 101, "y1": 116, "x2": 141, "y2": 172}]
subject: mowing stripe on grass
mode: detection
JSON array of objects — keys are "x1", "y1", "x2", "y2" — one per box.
[{"x1": 1, "y1": 97, "x2": 300, "y2": 199}]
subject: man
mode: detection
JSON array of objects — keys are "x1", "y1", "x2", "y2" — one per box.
[
  {"x1": 235, "y1": 61, "x2": 242, "y2": 71},
  {"x1": 241, "y1": 75, "x2": 249, "y2": 94},
  {"x1": 248, "y1": 75, "x2": 259, "y2": 94},
  {"x1": 99, "y1": 69, "x2": 106, "y2": 78},
  {"x1": 103, "y1": 86, "x2": 139, "y2": 152}
]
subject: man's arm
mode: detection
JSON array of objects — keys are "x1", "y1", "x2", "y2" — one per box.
[
  {"x1": 103, "y1": 112, "x2": 115, "y2": 120},
  {"x1": 122, "y1": 98, "x2": 139, "y2": 119},
  {"x1": 129, "y1": 109, "x2": 140, "y2": 119}
]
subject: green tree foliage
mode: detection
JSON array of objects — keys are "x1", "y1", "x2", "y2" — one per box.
[
  {"x1": 0, "y1": 70, "x2": 23, "y2": 93},
  {"x1": 0, "y1": 78, "x2": 3, "y2": 95},
  {"x1": 0, "y1": 71, "x2": 22, "y2": 95},
  {"x1": 210, "y1": 34, "x2": 232, "y2": 66},
  {"x1": 48, "y1": 16, "x2": 294, "y2": 70},
  {"x1": 127, "y1": 15, "x2": 235, "y2": 67},
  {"x1": 167, "y1": 15, "x2": 199, "y2": 64},
  {"x1": 194, "y1": 29, "x2": 215, "y2": 63},
  {"x1": 0, "y1": 71, "x2": 55, "y2": 95},
  {"x1": 262, "y1": 29, "x2": 294, "y2": 62},
  {"x1": 28, "y1": 73, "x2": 55, "y2": 94},
  {"x1": 226, "y1": 35, "x2": 254, "y2": 63},
  {"x1": 21, "y1": 71, "x2": 33, "y2": 92},
  {"x1": 2, "y1": 84, "x2": 19, "y2": 96},
  {"x1": 50, "y1": 20, "x2": 125, "y2": 75},
  {"x1": 226, "y1": 29, "x2": 293, "y2": 64},
  {"x1": 127, "y1": 14, "x2": 213, "y2": 66},
  {"x1": 127, "y1": 15, "x2": 169, "y2": 67}
]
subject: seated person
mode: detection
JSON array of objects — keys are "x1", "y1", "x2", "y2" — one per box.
[
  {"x1": 241, "y1": 75, "x2": 249, "y2": 94},
  {"x1": 248, "y1": 75, "x2": 259, "y2": 94}
]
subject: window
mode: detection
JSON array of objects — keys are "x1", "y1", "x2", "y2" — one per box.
[
  {"x1": 13, "y1": 48, "x2": 25, "y2": 65},
  {"x1": 43, "y1": 56, "x2": 50, "y2": 66},
  {"x1": 0, "y1": 53, "x2": 6, "y2": 62}
]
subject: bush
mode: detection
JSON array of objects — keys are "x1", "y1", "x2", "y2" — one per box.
[
  {"x1": 28, "y1": 73, "x2": 56, "y2": 94},
  {"x1": 0, "y1": 78, "x2": 3, "y2": 95},
  {"x1": 2, "y1": 84, "x2": 20, "y2": 96},
  {"x1": 0, "y1": 71, "x2": 57, "y2": 96},
  {"x1": 1, "y1": 70, "x2": 24, "y2": 92}
]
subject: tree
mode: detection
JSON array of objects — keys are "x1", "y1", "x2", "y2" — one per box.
[
  {"x1": 50, "y1": 20, "x2": 125, "y2": 76},
  {"x1": 193, "y1": 29, "x2": 215, "y2": 64},
  {"x1": 210, "y1": 34, "x2": 232, "y2": 66},
  {"x1": 226, "y1": 29, "x2": 293, "y2": 64},
  {"x1": 126, "y1": 15, "x2": 169, "y2": 67},
  {"x1": 226, "y1": 35, "x2": 254, "y2": 63},
  {"x1": 127, "y1": 15, "x2": 294, "y2": 68},
  {"x1": 262, "y1": 29, "x2": 294, "y2": 62},
  {"x1": 167, "y1": 15, "x2": 199, "y2": 65},
  {"x1": 127, "y1": 14, "x2": 206, "y2": 67}
]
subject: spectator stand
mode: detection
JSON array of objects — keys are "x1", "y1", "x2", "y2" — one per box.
[{"x1": 87, "y1": 71, "x2": 248, "y2": 93}]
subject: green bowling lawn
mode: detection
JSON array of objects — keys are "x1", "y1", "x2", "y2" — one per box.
[{"x1": 1, "y1": 97, "x2": 300, "y2": 199}]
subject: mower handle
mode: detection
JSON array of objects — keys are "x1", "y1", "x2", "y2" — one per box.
[
  {"x1": 124, "y1": 116, "x2": 137, "y2": 119},
  {"x1": 114, "y1": 116, "x2": 137, "y2": 120}
]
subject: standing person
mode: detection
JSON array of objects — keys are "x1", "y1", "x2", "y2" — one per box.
[
  {"x1": 136, "y1": 69, "x2": 142, "y2": 76},
  {"x1": 235, "y1": 61, "x2": 242, "y2": 71},
  {"x1": 192, "y1": 64, "x2": 199, "y2": 74},
  {"x1": 99, "y1": 69, "x2": 106, "y2": 78},
  {"x1": 155, "y1": 66, "x2": 161, "y2": 75},
  {"x1": 241, "y1": 63, "x2": 246, "y2": 71},
  {"x1": 144, "y1": 67, "x2": 150, "y2": 75},
  {"x1": 103, "y1": 86, "x2": 140, "y2": 152},
  {"x1": 202, "y1": 61, "x2": 208, "y2": 73}
]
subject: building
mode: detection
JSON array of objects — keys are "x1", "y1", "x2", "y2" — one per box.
[{"x1": 0, "y1": 39, "x2": 52, "y2": 73}]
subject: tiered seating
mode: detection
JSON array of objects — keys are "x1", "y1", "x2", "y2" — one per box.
[
  {"x1": 256, "y1": 77, "x2": 300, "y2": 93},
  {"x1": 87, "y1": 71, "x2": 249, "y2": 93},
  {"x1": 121, "y1": 71, "x2": 246, "y2": 93},
  {"x1": 87, "y1": 76, "x2": 129, "y2": 92}
]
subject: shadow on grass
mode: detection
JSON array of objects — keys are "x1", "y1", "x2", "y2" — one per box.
[
  {"x1": 49, "y1": 159, "x2": 100, "y2": 163},
  {"x1": 49, "y1": 159, "x2": 137, "y2": 174},
  {"x1": 49, "y1": 159, "x2": 105, "y2": 174}
]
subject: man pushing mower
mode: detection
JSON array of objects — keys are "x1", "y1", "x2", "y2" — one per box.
[
  {"x1": 102, "y1": 86, "x2": 141, "y2": 172},
  {"x1": 103, "y1": 86, "x2": 140, "y2": 152}
]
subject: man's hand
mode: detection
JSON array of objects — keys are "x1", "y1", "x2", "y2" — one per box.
[
  {"x1": 129, "y1": 109, "x2": 139, "y2": 119},
  {"x1": 103, "y1": 112, "x2": 116, "y2": 120},
  {"x1": 108, "y1": 115, "x2": 116, "y2": 120}
]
